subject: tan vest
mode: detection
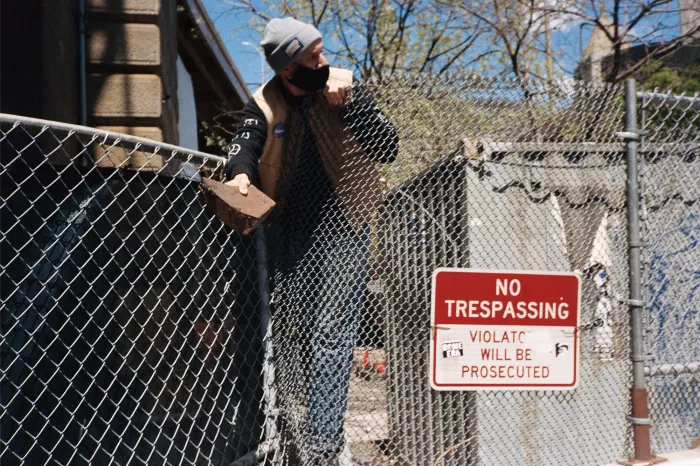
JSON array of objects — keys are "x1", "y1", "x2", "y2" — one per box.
[{"x1": 252, "y1": 67, "x2": 382, "y2": 230}]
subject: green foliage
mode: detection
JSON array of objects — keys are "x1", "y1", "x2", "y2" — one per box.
[
  {"x1": 200, "y1": 120, "x2": 230, "y2": 153},
  {"x1": 639, "y1": 61, "x2": 700, "y2": 94},
  {"x1": 637, "y1": 61, "x2": 700, "y2": 140}
]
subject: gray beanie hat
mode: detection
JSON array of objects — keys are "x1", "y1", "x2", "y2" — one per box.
[{"x1": 260, "y1": 18, "x2": 322, "y2": 73}]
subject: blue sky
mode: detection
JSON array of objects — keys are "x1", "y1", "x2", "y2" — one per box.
[
  {"x1": 202, "y1": 0, "x2": 268, "y2": 92},
  {"x1": 202, "y1": 0, "x2": 593, "y2": 92},
  {"x1": 201, "y1": 0, "x2": 683, "y2": 93}
]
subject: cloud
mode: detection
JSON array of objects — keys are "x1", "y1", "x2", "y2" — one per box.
[{"x1": 534, "y1": 1, "x2": 582, "y2": 33}]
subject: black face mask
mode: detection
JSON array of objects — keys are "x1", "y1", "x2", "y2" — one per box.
[{"x1": 287, "y1": 64, "x2": 330, "y2": 92}]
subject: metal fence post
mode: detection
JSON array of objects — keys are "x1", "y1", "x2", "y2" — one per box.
[
  {"x1": 231, "y1": 225, "x2": 279, "y2": 466},
  {"x1": 256, "y1": 225, "x2": 279, "y2": 454},
  {"x1": 622, "y1": 78, "x2": 652, "y2": 462}
]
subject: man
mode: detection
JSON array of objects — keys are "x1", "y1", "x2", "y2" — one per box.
[{"x1": 225, "y1": 17, "x2": 398, "y2": 465}]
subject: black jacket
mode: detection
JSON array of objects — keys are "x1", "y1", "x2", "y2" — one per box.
[{"x1": 225, "y1": 80, "x2": 399, "y2": 182}]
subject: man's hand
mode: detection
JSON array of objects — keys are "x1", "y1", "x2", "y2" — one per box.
[
  {"x1": 324, "y1": 79, "x2": 350, "y2": 107},
  {"x1": 225, "y1": 173, "x2": 251, "y2": 196}
]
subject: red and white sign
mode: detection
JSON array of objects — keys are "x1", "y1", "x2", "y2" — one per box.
[{"x1": 430, "y1": 268, "x2": 581, "y2": 391}]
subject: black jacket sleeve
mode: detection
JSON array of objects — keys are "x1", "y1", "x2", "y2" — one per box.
[
  {"x1": 342, "y1": 80, "x2": 399, "y2": 164},
  {"x1": 225, "y1": 98, "x2": 268, "y2": 181}
]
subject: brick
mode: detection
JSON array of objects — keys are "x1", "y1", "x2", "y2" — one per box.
[
  {"x1": 92, "y1": 126, "x2": 165, "y2": 170},
  {"x1": 87, "y1": 0, "x2": 159, "y2": 16},
  {"x1": 95, "y1": 126, "x2": 164, "y2": 141},
  {"x1": 92, "y1": 145, "x2": 166, "y2": 172},
  {"x1": 129, "y1": 150, "x2": 167, "y2": 172},
  {"x1": 200, "y1": 178, "x2": 276, "y2": 235},
  {"x1": 88, "y1": 23, "x2": 160, "y2": 66},
  {"x1": 88, "y1": 74, "x2": 162, "y2": 118}
]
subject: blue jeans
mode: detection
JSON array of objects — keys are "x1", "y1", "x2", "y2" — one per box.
[{"x1": 267, "y1": 222, "x2": 369, "y2": 461}]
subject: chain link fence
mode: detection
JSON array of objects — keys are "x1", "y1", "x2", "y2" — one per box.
[
  {"x1": 638, "y1": 90, "x2": 700, "y2": 455},
  {"x1": 1, "y1": 75, "x2": 697, "y2": 466},
  {"x1": 366, "y1": 76, "x2": 632, "y2": 466},
  {"x1": 0, "y1": 119, "x2": 265, "y2": 465}
]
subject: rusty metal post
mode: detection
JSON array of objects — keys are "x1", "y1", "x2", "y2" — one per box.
[{"x1": 621, "y1": 78, "x2": 653, "y2": 462}]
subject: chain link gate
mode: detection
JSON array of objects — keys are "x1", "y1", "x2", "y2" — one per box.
[{"x1": 1, "y1": 75, "x2": 698, "y2": 466}]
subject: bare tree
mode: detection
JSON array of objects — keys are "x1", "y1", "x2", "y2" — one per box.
[
  {"x1": 436, "y1": 0, "x2": 571, "y2": 141},
  {"x1": 219, "y1": 0, "x2": 484, "y2": 79},
  {"x1": 542, "y1": 0, "x2": 700, "y2": 83},
  {"x1": 445, "y1": 0, "x2": 568, "y2": 85}
]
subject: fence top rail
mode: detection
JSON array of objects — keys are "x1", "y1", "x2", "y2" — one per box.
[
  {"x1": 463, "y1": 138, "x2": 698, "y2": 160},
  {"x1": 638, "y1": 91, "x2": 700, "y2": 111},
  {"x1": 0, "y1": 112, "x2": 227, "y2": 165}
]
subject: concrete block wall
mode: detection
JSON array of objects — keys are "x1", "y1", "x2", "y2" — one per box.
[
  {"x1": 88, "y1": 23, "x2": 161, "y2": 66},
  {"x1": 86, "y1": 0, "x2": 178, "y2": 146}
]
